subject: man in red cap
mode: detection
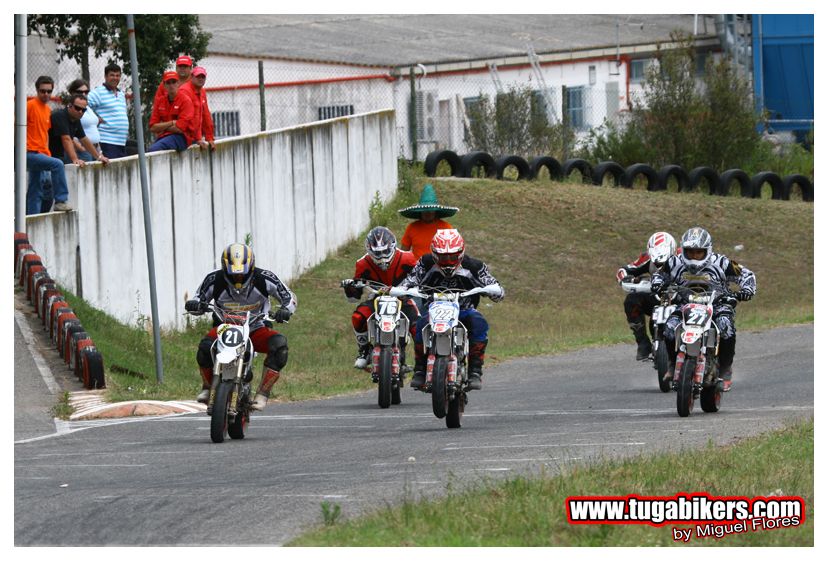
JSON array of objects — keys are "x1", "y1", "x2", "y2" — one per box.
[
  {"x1": 148, "y1": 70, "x2": 197, "y2": 152},
  {"x1": 180, "y1": 66, "x2": 215, "y2": 150},
  {"x1": 153, "y1": 55, "x2": 194, "y2": 111}
]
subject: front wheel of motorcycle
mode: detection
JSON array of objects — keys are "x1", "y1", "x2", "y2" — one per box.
[
  {"x1": 655, "y1": 344, "x2": 671, "y2": 393},
  {"x1": 431, "y1": 356, "x2": 448, "y2": 419},
  {"x1": 676, "y1": 357, "x2": 696, "y2": 418},
  {"x1": 211, "y1": 381, "x2": 233, "y2": 443},
  {"x1": 378, "y1": 346, "x2": 392, "y2": 409}
]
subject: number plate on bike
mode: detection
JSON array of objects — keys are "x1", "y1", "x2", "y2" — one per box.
[
  {"x1": 682, "y1": 304, "x2": 711, "y2": 327},
  {"x1": 652, "y1": 304, "x2": 676, "y2": 323},
  {"x1": 429, "y1": 300, "x2": 459, "y2": 333},
  {"x1": 220, "y1": 326, "x2": 244, "y2": 347}
]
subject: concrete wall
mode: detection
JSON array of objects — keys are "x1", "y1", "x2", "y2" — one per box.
[{"x1": 27, "y1": 109, "x2": 398, "y2": 330}]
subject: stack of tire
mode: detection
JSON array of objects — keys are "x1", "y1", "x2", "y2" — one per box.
[
  {"x1": 15, "y1": 232, "x2": 105, "y2": 390},
  {"x1": 423, "y1": 150, "x2": 813, "y2": 202}
]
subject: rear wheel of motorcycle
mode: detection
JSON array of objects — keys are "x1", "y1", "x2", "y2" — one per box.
[
  {"x1": 676, "y1": 357, "x2": 696, "y2": 417},
  {"x1": 211, "y1": 381, "x2": 232, "y2": 443},
  {"x1": 655, "y1": 344, "x2": 671, "y2": 393},
  {"x1": 446, "y1": 390, "x2": 464, "y2": 429},
  {"x1": 378, "y1": 346, "x2": 392, "y2": 409},
  {"x1": 700, "y1": 380, "x2": 722, "y2": 413},
  {"x1": 228, "y1": 396, "x2": 248, "y2": 439},
  {"x1": 431, "y1": 356, "x2": 448, "y2": 419}
]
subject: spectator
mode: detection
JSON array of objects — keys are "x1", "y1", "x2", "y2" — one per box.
[
  {"x1": 153, "y1": 54, "x2": 193, "y2": 109},
  {"x1": 398, "y1": 183, "x2": 458, "y2": 258},
  {"x1": 180, "y1": 66, "x2": 215, "y2": 150},
  {"x1": 65, "y1": 79, "x2": 101, "y2": 162},
  {"x1": 148, "y1": 71, "x2": 197, "y2": 152},
  {"x1": 48, "y1": 94, "x2": 110, "y2": 166},
  {"x1": 87, "y1": 63, "x2": 129, "y2": 159},
  {"x1": 25, "y1": 76, "x2": 73, "y2": 213}
]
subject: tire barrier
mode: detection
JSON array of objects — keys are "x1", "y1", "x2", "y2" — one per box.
[
  {"x1": 719, "y1": 169, "x2": 753, "y2": 197},
  {"x1": 424, "y1": 149, "x2": 461, "y2": 178},
  {"x1": 592, "y1": 161, "x2": 626, "y2": 186},
  {"x1": 657, "y1": 165, "x2": 690, "y2": 192},
  {"x1": 15, "y1": 232, "x2": 105, "y2": 390},
  {"x1": 750, "y1": 172, "x2": 785, "y2": 200},
  {"x1": 423, "y1": 151, "x2": 812, "y2": 202},
  {"x1": 623, "y1": 163, "x2": 659, "y2": 190},
  {"x1": 494, "y1": 155, "x2": 531, "y2": 180}
]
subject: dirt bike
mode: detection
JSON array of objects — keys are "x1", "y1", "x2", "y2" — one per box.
[
  {"x1": 187, "y1": 303, "x2": 280, "y2": 443},
  {"x1": 344, "y1": 279, "x2": 411, "y2": 409},
  {"x1": 391, "y1": 284, "x2": 501, "y2": 429},
  {"x1": 669, "y1": 284, "x2": 735, "y2": 417},
  {"x1": 621, "y1": 278, "x2": 678, "y2": 392}
]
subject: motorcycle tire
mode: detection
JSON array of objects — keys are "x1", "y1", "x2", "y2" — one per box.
[
  {"x1": 700, "y1": 380, "x2": 723, "y2": 413},
  {"x1": 378, "y1": 346, "x2": 393, "y2": 409},
  {"x1": 431, "y1": 356, "x2": 448, "y2": 419},
  {"x1": 211, "y1": 381, "x2": 233, "y2": 443},
  {"x1": 655, "y1": 344, "x2": 671, "y2": 393},
  {"x1": 228, "y1": 390, "x2": 249, "y2": 439},
  {"x1": 446, "y1": 391, "x2": 465, "y2": 429},
  {"x1": 676, "y1": 357, "x2": 696, "y2": 417}
]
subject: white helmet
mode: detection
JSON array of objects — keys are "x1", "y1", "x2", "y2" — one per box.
[
  {"x1": 680, "y1": 227, "x2": 714, "y2": 273},
  {"x1": 647, "y1": 232, "x2": 677, "y2": 267}
]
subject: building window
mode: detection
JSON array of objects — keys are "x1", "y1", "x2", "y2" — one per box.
[
  {"x1": 318, "y1": 105, "x2": 354, "y2": 120},
  {"x1": 696, "y1": 52, "x2": 708, "y2": 76},
  {"x1": 589, "y1": 65, "x2": 597, "y2": 85},
  {"x1": 566, "y1": 86, "x2": 585, "y2": 129},
  {"x1": 212, "y1": 110, "x2": 240, "y2": 138},
  {"x1": 630, "y1": 59, "x2": 650, "y2": 82},
  {"x1": 462, "y1": 96, "x2": 483, "y2": 135}
]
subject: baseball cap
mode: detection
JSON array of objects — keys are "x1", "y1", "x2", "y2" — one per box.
[
  {"x1": 176, "y1": 55, "x2": 193, "y2": 67},
  {"x1": 162, "y1": 70, "x2": 179, "y2": 82},
  {"x1": 192, "y1": 66, "x2": 207, "y2": 78}
]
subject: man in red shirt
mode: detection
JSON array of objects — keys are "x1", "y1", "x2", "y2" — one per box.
[
  {"x1": 179, "y1": 66, "x2": 215, "y2": 150},
  {"x1": 148, "y1": 71, "x2": 197, "y2": 152},
  {"x1": 153, "y1": 55, "x2": 194, "y2": 114}
]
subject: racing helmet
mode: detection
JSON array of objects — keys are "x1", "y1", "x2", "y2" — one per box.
[
  {"x1": 647, "y1": 231, "x2": 677, "y2": 267},
  {"x1": 680, "y1": 227, "x2": 713, "y2": 273},
  {"x1": 365, "y1": 226, "x2": 397, "y2": 270},
  {"x1": 431, "y1": 228, "x2": 465, "y2": 276},
  {"x1": 222, "y1": 243, "x2": 255, "y2": 293}
]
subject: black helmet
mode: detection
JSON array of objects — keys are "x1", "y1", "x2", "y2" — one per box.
[
  {"x1": 222, "y1": 243, "x2": 255, "y2": 293},
  {"x1": 680, "y1": 227, "x2": 713, "y2": 274},
  {"x1": 365, "y1": 227, "x2": 396, "y2": 270}
]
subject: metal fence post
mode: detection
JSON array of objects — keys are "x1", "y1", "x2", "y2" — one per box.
[
  {"x1": 561, "y1": 85, "x2": 570, "y2": 161},
  {"x1": 409, "y1": 66, "x2": 417, "y2": 161},
  {"x1": 258, "y1": 60, "x2": 266, "y2": 132},
  {"x1": 15, "y1": 14, "x2": 27, "y2": 232}
]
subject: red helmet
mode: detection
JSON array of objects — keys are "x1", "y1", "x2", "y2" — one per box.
[{"x1": 431, "y1": 229, "x2": 465, "y2": 276}]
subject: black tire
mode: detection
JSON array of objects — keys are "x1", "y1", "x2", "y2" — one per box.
[
  {"x1": 719, "y1": 169, "x2": 752, "y2": 197},
  {"x1": 700, "y1": 380, "x2": 722, "y2": 413},
  {"x1": 211, "y1": 382, "x2": 233, "y2": 443},
  {"x1": 591, "y1": 161, "x2": 625, "y2": 186},
  {"x1": 446, "y1": 391, "x2": 464, "y2": 429},
  {"x1": 687, "y1": 166, "x2": 720, "y2": 195},
  {"x1": 528, "y1": 156, "x2": 563, "y2": 180},
  {"x1": 657, "y1": 165, "x2": 689, "y2": 192},
  {"x1": 782, "y1": 174, "x2": 813, "y2": 202},
  {"x1": 81, "y1": 349, "x2": 105, "y2": 389},
  {"x1": 378, "y1": 346, "x2": 392, "y2": 409},
  {"x1": 391, "y1": 383, "x2": 402, "y2": 405},
  {"x1": 228, "y1": 404, "x2": 248, "y2": 440},
  {"x1": 623, "y1": 163, "x2": 658, "y2": 190},
  {"x1": 561, "y1": 158, "x2": 593, "y2": 183},
  {"x1": 676, "y1": 357, "x2": 696, "y2": 418},
  {"x1": 431, "y1": 356, "x2": 448, "y2": 419},
  {"x1": 424, "y1": 150, "x2": 461, "y2": 178},
  {"x1": 459, "y1": 151, "x2": 497, "y2": 178},
  {"x1": 655, "y1": 344, "x2": 671, "y2": 393},
  {"x1": 494, "y1": 155, "x2": 531, "y2": 180},
  {"x1": 750, "y1": 171, "x2": 784, "y2": 200}
]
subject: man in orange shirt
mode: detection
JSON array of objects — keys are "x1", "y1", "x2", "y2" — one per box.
[
  {"x1": 148, "y1": 71, "x2": 197, "y2": 152},
  {"x1": 152, "y1": 55, "x2": 194, "y2": 112},
  {"x1": 179, "y1": 66, "x2": 215, "y2": 150},
  {"x1": 26, "y1": 76, "x2": 72, "y2": 214},
  {"x1": 398, "y1": 183, "x2": 458, "y2": 258}
]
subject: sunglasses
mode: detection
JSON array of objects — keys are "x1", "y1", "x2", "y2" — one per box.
[
  {"x1": 71, "y1": 104, "x2": 88, "y2": 113},
  {"x1": 38, "y1": 88, "x2": 53, "y2": 94},
  {"x1": 165, "y1": 80, "x2": 179, "y2": 85},
  {"x1": 74, "y1": 89, "x2": 90, "y2": 94}
]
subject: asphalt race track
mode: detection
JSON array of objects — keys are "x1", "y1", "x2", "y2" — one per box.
[{"x1": 14, "y1": 324, "x2": 813, "y2": 545}]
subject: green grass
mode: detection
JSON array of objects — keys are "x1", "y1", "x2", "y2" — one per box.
[
  {"x1": 63, "y1": 168, "x2": 813, "y2": 402},
  {"x1": 288, "y1": 418, "x2": 813, "y2": 546}
]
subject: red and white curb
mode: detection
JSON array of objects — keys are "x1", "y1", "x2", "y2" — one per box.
[{"x1": 69, "y1": 390, "x2": 206, "y2": 420}]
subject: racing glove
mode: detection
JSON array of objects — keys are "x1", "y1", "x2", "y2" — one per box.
[
  {"x1": 271, "y1": 307, "x2": 292, "y2": 323},
  {"x1": 736, "y1": 289, "x2": 753, "y2": 302},
  {"x1": 616, "y1": 268, "x2": 628, "y2": 284},
  {"x1": 185, "y1": 299, "x2": 208, "y2": 315}
]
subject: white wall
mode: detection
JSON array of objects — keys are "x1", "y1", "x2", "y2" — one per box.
[{"x1": 26, "y1": 110, "x2": 398, "y2": 330}]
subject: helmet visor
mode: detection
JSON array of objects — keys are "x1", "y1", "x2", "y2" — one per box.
[
  {"x1": 436, "y1": 252, "x2": 461, "y2": 269},
  {"x1": 684, "y1": 248, "x2": 707, "y2": 261}
]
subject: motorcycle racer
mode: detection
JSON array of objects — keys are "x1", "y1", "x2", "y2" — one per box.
[
  {"x1": 394, "y1": 228, "x2": 504, "y2": 391},
  {"x1": 615, "y1": 232, "x2": 678, "y2": 360},
  {"x1": 341, "y1": 226, "x2": 419, "y2": 370},
  {"x1": 650, "y1": 227, "x2": 756, "y2": 391},
  {"x1": 185, "y1": 243, "x2": 297, "y2": 410}
]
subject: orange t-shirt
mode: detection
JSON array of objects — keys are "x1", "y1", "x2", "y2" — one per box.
[
  {"x1": 27, "y1": 98, "x2": 52, "y2": 155},
  {"x1": 401, "y1": 219, "x2": 453, "y2": 258}
]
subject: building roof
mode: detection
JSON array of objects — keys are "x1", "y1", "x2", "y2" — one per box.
[{"x1": 199, "y1": 14, "x2": 717, "y2": 68}]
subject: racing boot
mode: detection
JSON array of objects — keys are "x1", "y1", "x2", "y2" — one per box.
[
  {"x1": 718, "y1": 335, "x2": 736, "y2": 392},
  {"x1": 353, "y1": 330, "x2": 371, "y2": 369},
  {"x1": 251, "y1": 366, "x2": 280, "y2": 411},
  {"x1": 410, "y1": 343, "x2": 427, "y2": 388},
  {"x1": 630, "y1": 322, "x2": 652, "y2": 361},
  {"x1": 196, "y1": 366, "x2": 212, "y2": 403},
  {"x1": 467, "y1": 340, "x2": 488, "y2": 390}
]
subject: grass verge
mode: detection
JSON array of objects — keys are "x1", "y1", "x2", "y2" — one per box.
[
  {"x1": 288, "y1": 418, "x2": 813, "y2": 546},
  {"x1": 62, "y1": 167, "x2": 813, "y2": 402}
]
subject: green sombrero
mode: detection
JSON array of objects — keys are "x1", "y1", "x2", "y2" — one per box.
[{"x1": 398, "y1": 184, "x2": 459, "y2": 219}]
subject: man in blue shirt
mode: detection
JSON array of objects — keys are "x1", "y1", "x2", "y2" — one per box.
[{"x1": 87, "y1": 63, "x2": 129, "y2": 159}]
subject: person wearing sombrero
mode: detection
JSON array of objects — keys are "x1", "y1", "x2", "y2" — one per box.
[{"x1": 398, "y1": 184, "x2": 459, "y2": 259}]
